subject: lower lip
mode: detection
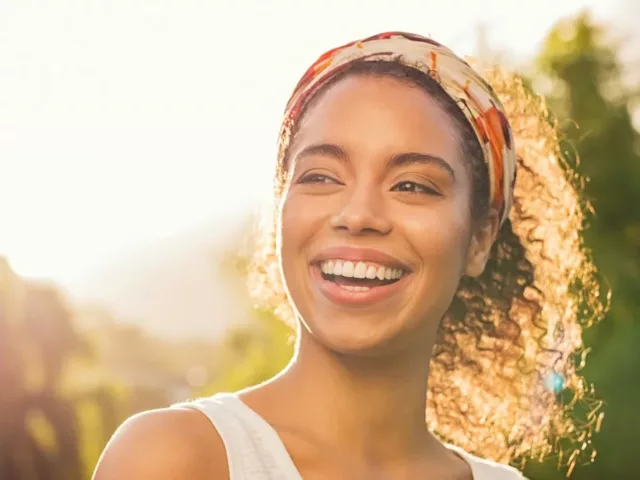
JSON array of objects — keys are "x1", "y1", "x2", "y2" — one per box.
[{"x1": 310, "y1": 265, "x2": 410, "y2": 307}]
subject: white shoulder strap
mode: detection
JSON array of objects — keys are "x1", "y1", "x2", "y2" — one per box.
[
  {"x1": 447, "y1": 443, "x2": 526, "y2": 479},
  {"x1": 175, "y1": 394, "x2": 302, "y2": 480},
  {"x1": 179, "y1": 394, "x2": 523, "y2": 480},
  {"x1": 174, "y1": 395, "x2": 248, "y2": 479}
]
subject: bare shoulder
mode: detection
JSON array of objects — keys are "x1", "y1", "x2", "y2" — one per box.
[{"x1": 92, "y1": 407, "x2": 228, "y2": 480}]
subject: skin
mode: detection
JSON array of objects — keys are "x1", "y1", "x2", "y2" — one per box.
[{"x1": 93, "y1": 75, "x2": 499, "y2": 480}]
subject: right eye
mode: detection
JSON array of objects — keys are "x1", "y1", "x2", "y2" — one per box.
[{"x1": 298, "y1": 173, "x2": 340, "y2": 184}]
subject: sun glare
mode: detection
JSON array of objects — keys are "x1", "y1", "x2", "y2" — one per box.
[{"x1": 0, "y1": 0, "x2": 618, "y2": 288}]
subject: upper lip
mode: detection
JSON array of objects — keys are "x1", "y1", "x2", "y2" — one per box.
[{"x1": 311, "y1": 246, "x2": 412, "y2": 272}]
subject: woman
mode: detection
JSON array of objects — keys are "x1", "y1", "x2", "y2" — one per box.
[{"x1": 94, "y1": 32, "x2": 603, "y2": 479}]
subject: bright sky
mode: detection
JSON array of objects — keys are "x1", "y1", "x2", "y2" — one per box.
[{"x1": 0, "y1": 0, "x2": 623, "y2": 290}]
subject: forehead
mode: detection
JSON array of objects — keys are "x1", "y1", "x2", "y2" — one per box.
[{"x1": 292, "y1": 75, "x2": 461, "y2": 162}]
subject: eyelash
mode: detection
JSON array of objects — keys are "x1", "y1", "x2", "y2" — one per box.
[
  {"x1": 298, "y1": 175, "x2": 440, "y2": 196},
  {"x1": 391, "y1": 181, "x2": 441, "y2": 196},
  {"x1": 298, "y1": 173, "x2": 340, "y2": 184}
]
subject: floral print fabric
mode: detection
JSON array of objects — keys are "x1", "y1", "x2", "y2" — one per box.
[{"x1": 281, "y1": 31, "x2": 517, "y2": 226}]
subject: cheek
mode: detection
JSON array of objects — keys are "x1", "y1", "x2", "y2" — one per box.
[
  {"x1": 402, "y1": 201, "x2": 472, "y2": 275},
  {"x1": 278, "y1": 191, "x2": 323, "y2": 280},
  {"x1": 277, "y1": 191, "x2": 331, "y2": 321}
]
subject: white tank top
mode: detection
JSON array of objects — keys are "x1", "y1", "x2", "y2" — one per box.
[{"x1": 175, "y1": 393, "x2": 526, "y2": 480}]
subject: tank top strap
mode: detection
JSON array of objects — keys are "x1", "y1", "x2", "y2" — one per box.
[
  {"x1": 176, "y1": 393, "x2": 524, "y2": 480},
  {"x1": 173, "y1": 393, "x2": 302, "y2": 480}
]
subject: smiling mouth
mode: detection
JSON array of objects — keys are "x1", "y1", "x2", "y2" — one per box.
[{"x1": 318, "y1": 259, "x2": 408, "y2": 291}]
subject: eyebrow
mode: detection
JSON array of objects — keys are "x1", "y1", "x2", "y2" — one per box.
[
  {"x1": 294, "y1": 143, "x2": 456, "y2": 181},
  {"x1": 388, "y1": 152, "x2": 456, "y2": 181},
  {"x1": 294, "y1": 143, "x2": 348, "y2": 163}
]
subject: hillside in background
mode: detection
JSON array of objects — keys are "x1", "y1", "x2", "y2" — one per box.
[{"x1": 67, "y1": 209, "x2": 259, "y2": 341}]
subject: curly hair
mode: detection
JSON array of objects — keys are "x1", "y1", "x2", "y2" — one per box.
[{"x1": 246, "y1": 59, "x2": 607, "y2": 474}]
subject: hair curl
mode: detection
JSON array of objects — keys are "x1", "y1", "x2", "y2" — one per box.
[{"x1": 246, "y1": 58, "x2": 607, "y2": 473}]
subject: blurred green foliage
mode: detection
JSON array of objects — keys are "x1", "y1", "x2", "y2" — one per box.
[
  {"x1": 201, "y1": 308, "x2": 294, "y2": 397},
  {"x1": 0, "y1": 259, "x2": 111, "y2": 480},
  {"x1": 0, "y1": 258, "x2": 221, "y2": 479},
  {"x1": 522, "y1": 12, "x2": 640, "y2": 480}
]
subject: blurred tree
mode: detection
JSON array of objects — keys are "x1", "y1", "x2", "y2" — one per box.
[
  {"x1": 524, "y1": 11, "x2": 640, "y2": 480},
  {"x1": 202, "y1": 245, "x2": 294, "y2": 396},
  {"x1": 0, "y1": 258, "x2": 117, "y2": 480},
  {"x1": 203, "y1": 307, "x2": 294, "y2": 396}
]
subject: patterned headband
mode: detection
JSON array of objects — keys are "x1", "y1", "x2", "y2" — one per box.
[{"x1": 280, "y1": 31, "x2": 517, "y2": 226}]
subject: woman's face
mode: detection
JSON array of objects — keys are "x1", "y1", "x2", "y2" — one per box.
[{"x1": 279, "y1": 75, "x2": 491, "y2": 356}]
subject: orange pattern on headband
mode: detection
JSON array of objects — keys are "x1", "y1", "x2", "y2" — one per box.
[{"x1": 281, "y1": 31, "x2": 517, "y2": 226}]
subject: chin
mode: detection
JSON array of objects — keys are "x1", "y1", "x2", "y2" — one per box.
[
  {"x1": 300, "y1": 309, "x2": 411, "y2": 357},
  {"x1": 285, "y1": 261, "x2": 448, "y2": 358}
]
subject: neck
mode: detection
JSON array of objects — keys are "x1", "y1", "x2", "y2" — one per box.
[{"x1": 263, "y1": 327, "x2": 439, "y2": 461}]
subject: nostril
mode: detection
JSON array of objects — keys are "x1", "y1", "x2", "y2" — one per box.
[{"x1": 330, "y1": 210, "x2": 392, "y2": 236}]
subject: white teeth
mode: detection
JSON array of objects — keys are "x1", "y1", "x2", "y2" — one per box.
[
  {"x1": 353, "y1": 262, "x2": 367, "y2": 279},
  {"x1": 365, "y1": 265, "x2": 377, "y2": 279},
  {"x1": 339, "y1": 284, "x2": 370, "y2": 292},
  {"x1": 341, "y1": 261, "x2": 354, "y2": 277},
  {"x1": 319, "y1": 259, "x2": 406, "y2": 281},
  {"x1": 321, "y1": 260, "x2": 334, "y2": 275},
  {"x1": 333, "y1": 260, "x2": 343, "y2": 276}
]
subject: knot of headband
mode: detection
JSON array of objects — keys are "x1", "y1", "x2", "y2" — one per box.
[{"x1": 281, "y1": 31, "x2": 517, "y2": 226}]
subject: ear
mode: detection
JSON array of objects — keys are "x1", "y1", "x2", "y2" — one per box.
[{"x1": 464, "y1": 209, "x2": 500, "y2": 278}]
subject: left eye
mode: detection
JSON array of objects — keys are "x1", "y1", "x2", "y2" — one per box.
[
  {"x1": 299, "y1": 173, "x2": 337, "y2": 184},
  {"x1": 391, "y1": 181, "x2": 439, "y2": 195}
]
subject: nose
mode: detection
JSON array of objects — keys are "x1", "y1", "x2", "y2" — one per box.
[{"x1": 329, "y1": 185, "x2": 392, "y2": 236}]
